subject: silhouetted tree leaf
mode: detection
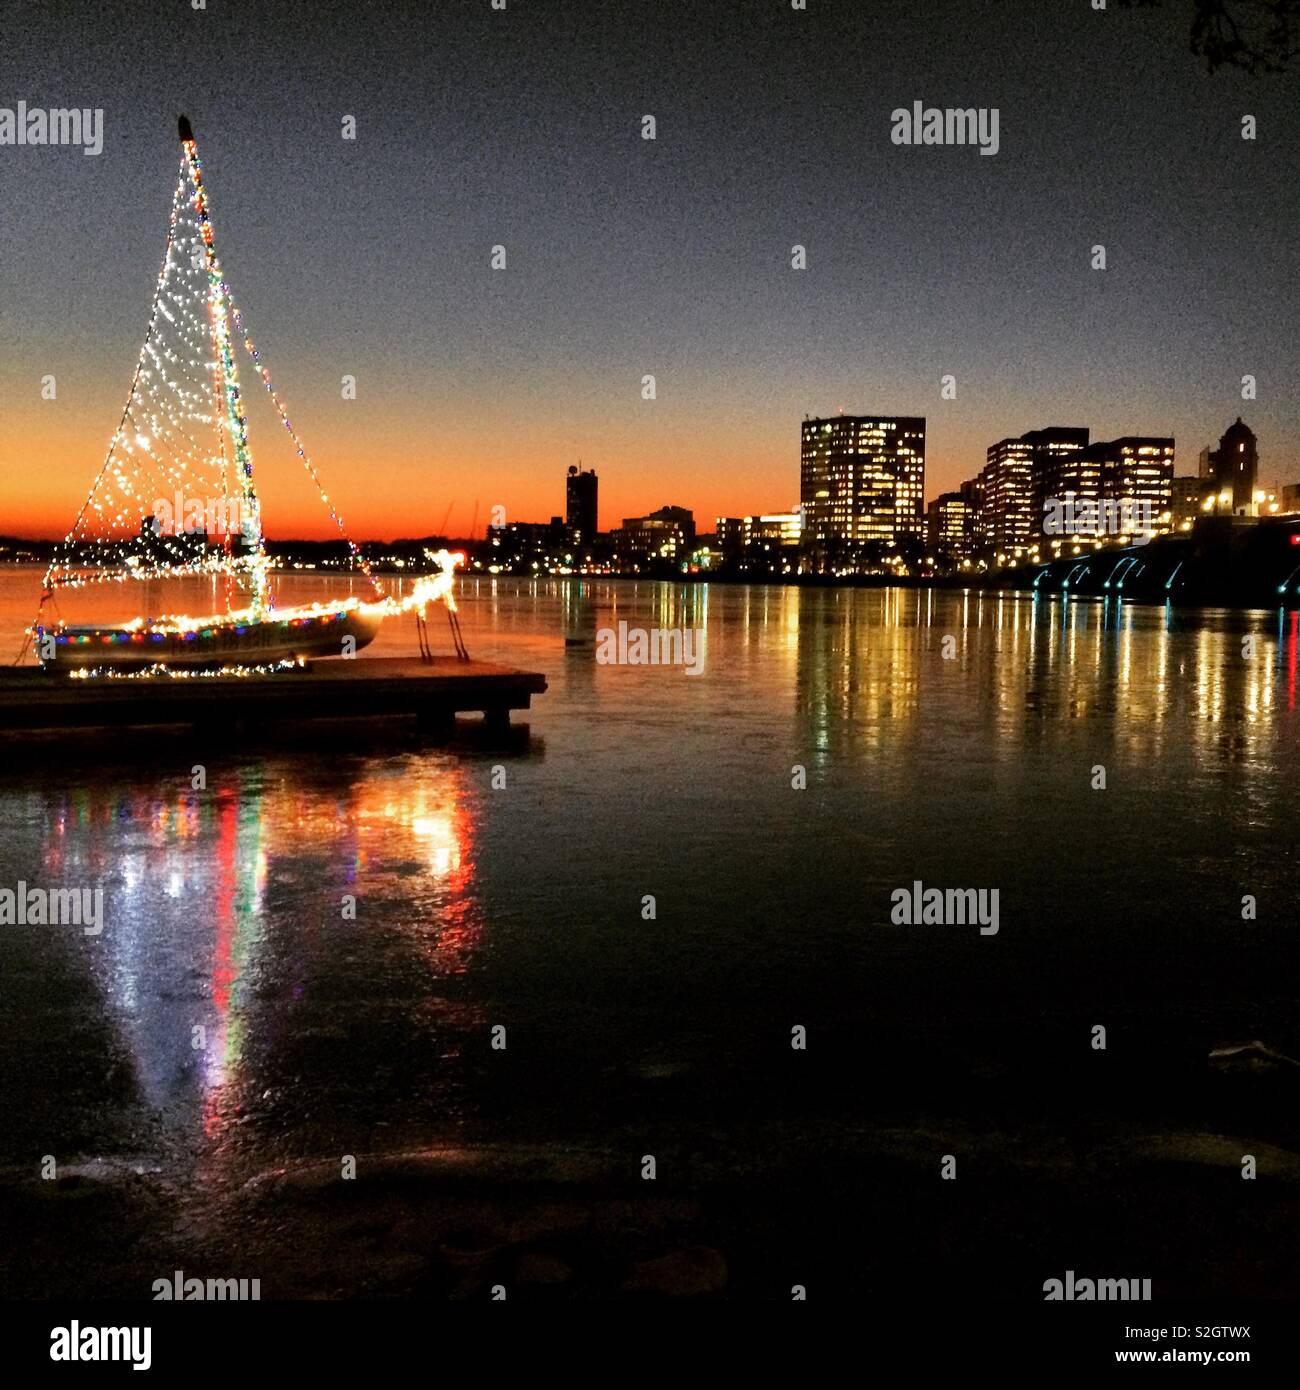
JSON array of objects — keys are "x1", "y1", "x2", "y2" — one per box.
[{"x1": 1117, "y1": 0, "x2": 1299, "y2": 73}]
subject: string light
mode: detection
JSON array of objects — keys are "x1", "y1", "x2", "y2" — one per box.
[
  {"x1": 28, "y1": 120, "x2": 418, "y2": 668},
  {"x1": 38, "y1": 569, "x2": 461, "y2": 648},
  {"x1": 69, "y1": 658, "x2": 307, "y2": 681}
]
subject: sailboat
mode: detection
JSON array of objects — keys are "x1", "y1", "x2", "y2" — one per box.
[{"x1": 30, "y1": 116, "x2": 439, "y2": 675}]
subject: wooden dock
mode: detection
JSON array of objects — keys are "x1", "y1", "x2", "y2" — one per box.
[{"x1": 0, "y1": 658, "x2": 547, "y2": 733}]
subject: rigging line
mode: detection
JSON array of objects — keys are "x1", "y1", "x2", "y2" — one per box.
[
  {"x1": 182, "y1": 131, "x2": 271, "y2": 619},
  {"x1": 227, "y1": 295, "x2": 384, "y2": 600}
]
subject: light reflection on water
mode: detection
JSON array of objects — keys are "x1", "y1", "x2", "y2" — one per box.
[
  {"x1": 1, "y1": 570, "x2": 1298, "y2": 1180},
  {"x1": 10, "y1": 748, "x2": 483, "y2": 1168}
]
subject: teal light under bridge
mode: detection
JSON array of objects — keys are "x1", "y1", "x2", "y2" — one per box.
[
  {"x1": 1117, "y1": 560, "x2": 1143, "y2": 592},
  {"x1": 1104, "y1": 555, "x2": 1138, "y2": 591},
  {"x1": 1062, "y1": 563, "x2": 1090, "y2": 591}
]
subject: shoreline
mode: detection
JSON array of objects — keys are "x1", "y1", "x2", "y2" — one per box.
[{"x1": 4, "y1": 1018, "x2": 1298, "y2": 1299}]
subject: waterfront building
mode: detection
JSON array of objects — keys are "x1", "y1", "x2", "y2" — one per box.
[
  {"x1": 613, "y1": 505, "x2": 696, "y2": 566},
  {"x1": 980, "y1": 427, "x2": 1088, "y2": 561},
  {"x1": 925, "y1": 491, "x2": 977, "y2": 564},
  {"x1": 717, "y1": 509, "x2": 802, "y2": 552},
  {"x1": 957, "y1": 477, "x2": 987, "y2": 556},
  {"x1": 1202, "y1": 418, "x2": 1260, "y2": 517},
  {"x1": 977, "y1": 428, "x2": 1173, "y2": 558},
  {"x1": 715, "y1": 508, "x2": 802, "y2": 573},
  {"x1": 1170, "y1": 475, "x2": 1210, "y2": 530},
  {"x1": 486, "y1": 518, "x2": 565, "y2": 568},
  {"x1": 799, "y1": 415, "x2": 925, "y2": 569},
  {"x1": 1032, "y1": 430, "x2": 1100, "y2": 547},
  {"x1": 566, "y1": 465, "x2": 598, "y2": 541},
  {"x1": 1088, "y1": 437, "x2": 1175, "y2": 542}
]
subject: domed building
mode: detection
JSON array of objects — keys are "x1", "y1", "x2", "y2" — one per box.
[{"x1": 1200, "y1": 418, "x2": 1259, "y2": 516}]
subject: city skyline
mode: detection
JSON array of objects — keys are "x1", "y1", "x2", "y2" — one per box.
[
  {"x1": 2, "y1": 404, "x2": 1284, "y2": 550},
  {"x1": 2, "y1": 2, "x2": 1298, "y2": 540}
]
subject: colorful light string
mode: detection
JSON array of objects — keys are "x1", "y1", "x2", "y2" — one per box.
[{"x1": 26, "y1": 119, "x2": 391, "y2": 662}]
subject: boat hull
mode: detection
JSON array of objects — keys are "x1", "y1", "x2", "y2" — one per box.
[{"x1": 41, "y1": 606, "x2": 384, "y2": 671}]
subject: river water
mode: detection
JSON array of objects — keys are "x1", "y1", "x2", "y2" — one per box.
[{"x1": 1, "y1": 568, "x2": 1297, "y2": 1298}]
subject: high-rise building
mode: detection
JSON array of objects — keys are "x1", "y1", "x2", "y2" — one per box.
[
  {"x1": 979, "y1": 437, "x2": 1033, "y2": 557},
  {"x1": 1092, "y1": 437, "x2": 1174, "y2": 539},
  {"x1": 1203, "y1": 418, "x2": 1259, "y2": 516},
  {"x1": 980, "y1": 429, "x2": 1173, "y2": 554},
  {"x1": 799, "y1": 415, "x2": 925, "y2": 564},
  {"x1": 958, "y1": 477, "x2": 985, "y2": 552},
  {"x1": 1033, "y1": 431, "x2": 1101, "y2": 543},
  {"x1": 566, "y1": 465, "x2": 598, "y2": 540},
  {"x1": 980, "y1": 427, "x2": 1089, "y2": 559}
]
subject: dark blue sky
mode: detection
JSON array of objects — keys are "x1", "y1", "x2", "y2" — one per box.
[{"x1": 1, "y1": 0, "x2": 1296, "y2": 536}]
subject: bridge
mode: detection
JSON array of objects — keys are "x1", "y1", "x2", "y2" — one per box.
[{"x1": 992, "y1": 519, "x2": 1300, "y2": 607}]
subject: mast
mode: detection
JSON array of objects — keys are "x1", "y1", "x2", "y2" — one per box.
[{"x1": 178, "y1": 114, "x2": 270, "y2": 615}]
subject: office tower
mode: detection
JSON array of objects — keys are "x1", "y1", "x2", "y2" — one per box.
[
  {"x1": 799, "y1": 415, "x2": 925, "y2": 564},
  {"x1": 981, "y1": 427, "x2": 1089, "y2": 558},
  {"x1": 1093, "y1": 437, "x2": 1175, "y2": 538},
  {"x1": 566, "y1": 465, "x2": 598, "y2": 540},
  {"x1": 925, "y1": 492, "x2": 977, "y2": 562}
]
